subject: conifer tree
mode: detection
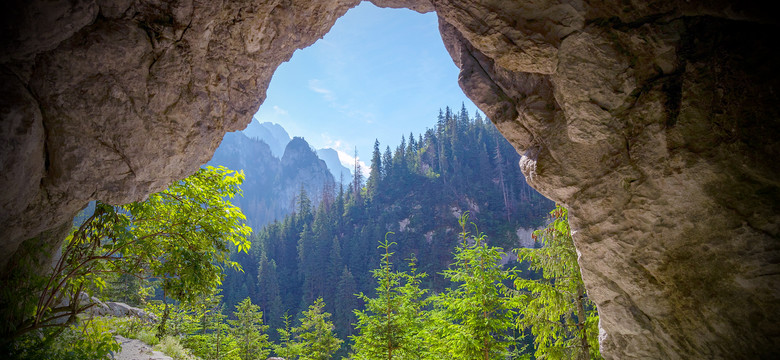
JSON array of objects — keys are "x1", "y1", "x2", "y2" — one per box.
[
  {"x1": 474, "y1": 110, "x2": 484, "y2": 125},
  {"x1": 187, "y1": 296, "x2": 237, "y2": 360},
  {"x1": 459, "y1": 102, "x2": 470, "y2": 128},
  {"x1": 327, "y1": 237, "x2": 344, "y2": 291},
  {"x1": 274, "y1": 311, "x2": 304, "y2": 360},
  {"x1": 229, "y1": 297, "x2": 271, "y2": 360},
  {"x1": 352, "y1": 147, "x2": 363, "y2": 202},
  {"x1": 382, "y1": 146, "x2": 393, "y2": 180},
  {"x1": 351, "y1": 235, "x2": 430, "y2": 360},
  {"x1": 494, "y1": 143, "x2": 511, "y2": 221},
  {"x1": 515, "y1": 205, "x2": 602, "y2": 360},
  {"x1": 257, "y1": 254, "x2": 283, "y2": 331},
  {"x1": 367, "y1": 139, "x2": 383, "y2": 199},
  {"x1": 429, "y1": 213, "x2": 518, "y2": 360},
  {"x1": 294, "y1": 298, "x2": 342, "y2": 360},
  {"x1": 297, "y1": 185, "x2": 313, "y2": 225},
  {"x1": 334, "y1": 266, "x2": 359, "y2": 340}
]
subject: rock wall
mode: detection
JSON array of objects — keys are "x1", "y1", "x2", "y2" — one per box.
[{"x1": 1, "y1": 0, "x2": 777, "y2": 358}]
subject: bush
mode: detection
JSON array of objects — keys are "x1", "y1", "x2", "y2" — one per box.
[
  {"x1": 8, "y1": 316, "x2": 120, "y2": 360},
  {"x1": 155, "y1": 336, "x2": 191, "y2": 360},
  {"x1": 135, "y1": 328, "x2": 160, "y2": 346}
]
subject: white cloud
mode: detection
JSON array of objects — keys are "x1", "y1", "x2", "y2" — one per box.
[
  {"x1": 308, "y1": 79, "x2": 336, "y2": 101},
  {"x1": 272, "y1": 105, "x2": 288, "y2": 116},
  {"x1": 308, "y1": 79, "x2": 376, "y2": 123},
  {"x1": 321, "y1": 134, "x2": 371, "y2": 178},
  {"x1": 335, "y1": 149, "x2": 370, "y2": 178}
]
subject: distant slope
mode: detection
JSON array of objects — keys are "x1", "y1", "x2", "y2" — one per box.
[
  {"x1": 208, "y1": 132, "x2": 334, "y2": 230},
  {"x1": 222, "y1": 106, "x2": 555, "y2": 347},
  {"x1": 241, "y1": 119, "x2": 291, "y2": 158},
  {"x1": 317, "y1": 148, "x2": 352, "y2": 183}
]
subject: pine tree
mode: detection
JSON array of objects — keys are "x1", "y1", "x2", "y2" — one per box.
[
  {"x1": 257, "y1": 254, "x2": 283, "y2": 331},
  {"x1": 351, "y1": 235, "x2": 430, "y2": 360},
  {"x1": 436, "y1": 108, "x2": 445, "y2": 135},
  {"x1": 297, "y1": 185, "x2": 313, "y2": 225},
  {"x1": 459, "y1": 102, "x2": 470, "y2": 128},
  {"x1": 382, "y1": 146, "x2": 393, "y2": 180},
  {"x1": 334, "y1": 266, "x2": 359, "y2": 340},
  {"x1": 474, "y1": 110, "x2": 484, "y2": 125},
  {"x1": 187, "y1": 295, "x2": 237, "y2": 360},
  {"x1": 494, "y1": 143, "x2": 511, "y2": 222},
  {"x1": 298, "y1": 225, "x2": 317, "y2": 306},
  {"x1": 327, "y1": 237, "x2": 344, "y2": 290},
  {"x1": 394, "y1": 136, "x2": 406, "y2": 174},
  {"x1": 352, "y1": 147, "x2": 364, "y2": 204},
  {"x1": 274, "y1": 311, "x2": 304, "y2": 360},
  {"x1": 294, "y1": 298, "x2": 343, "y2": 360},
  {"x1": 367, "y1": 139, "x2": 383, "y2": 199},
  {"x1": 429, "y1": 213, "x2": 518, "y2": 360},
  {"x1": 515, "y1": 205, "x2": 602, "y2": 360},
  {"x1": 229, "y1": 297, "x2": 271, "y2": 360}
]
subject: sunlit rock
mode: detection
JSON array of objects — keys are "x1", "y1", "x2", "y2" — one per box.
[{"x1": 1, "y1": 0, "x2": 777, "y2": 358}]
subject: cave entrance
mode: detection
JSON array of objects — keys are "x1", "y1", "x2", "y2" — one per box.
[{"x1": 246, "y1": 2, "x2": 477, "y2": 171}]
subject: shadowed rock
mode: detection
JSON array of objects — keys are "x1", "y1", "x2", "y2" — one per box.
[{"x1": 1, "y1": 0, "x2": 778, "y2": 358}]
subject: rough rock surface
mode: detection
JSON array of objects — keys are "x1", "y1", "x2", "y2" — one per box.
[{"x1": 1, "y1": 0, "x2": 778, "y2": 359}]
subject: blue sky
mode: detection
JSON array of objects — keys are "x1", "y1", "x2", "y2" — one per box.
[{"x1": 250, "y1": 2, "x2": 478, "y2": 172}]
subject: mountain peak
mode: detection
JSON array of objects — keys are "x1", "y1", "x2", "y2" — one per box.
[
  {"x1": 242, "y1": 119, "x2": 291, "y2": 158},
  {"x1": 317, "y1": 148, "x2": 353, "y2": 183}
]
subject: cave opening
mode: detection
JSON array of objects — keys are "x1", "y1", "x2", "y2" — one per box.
[
  {"x1": 1, "y1": 0, "x2": 778, "y2": 357},
  {"x1": 245, "y1": 2, "x2": 478, "y2": 171}
]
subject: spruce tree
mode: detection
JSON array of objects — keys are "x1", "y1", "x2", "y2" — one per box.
[
  {"x1": 274, "y1": 311, "x2": 304, "y2": 360},
  {"x1": 367, "y1": 139, "x2": 383, "y2": 199},
  {"x1": 382, "y1": 146, "x2": 393, "y2": 180},
  {"x1": 294, "y1": 298, "x2": 343, "y2": 360},
  {"x1": 257, "y1": 254, "x2": 283, "y2": 332},
  {"x1": 334, "y1": 266, "x2": 359, "y2": 340},
  {"x1": 515, "y1": 205, "x2": 602, "y2": 360},
  {"x1": 229, "y1": 297, "x2": 271, "y2": 360},
  {"x1": 351, "y1": 235, "x2": 430, "y2": 360},
  {"x1": 429, "y1": 213, "x2": 518, "y2": 360}
]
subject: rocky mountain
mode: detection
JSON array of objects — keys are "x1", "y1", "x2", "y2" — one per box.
[
  {"x1": 208, "y1": 132, "x2": 334, "y2": 230},
  {"x1": 316, "y1": 148, "x2": 352, "y2": 183},
  {"x1": 242, "y1": 120, "x2": 291, "y2": 158},
  {"x1": 3, "y1": 1, "x2": 777, "y2": 358}
]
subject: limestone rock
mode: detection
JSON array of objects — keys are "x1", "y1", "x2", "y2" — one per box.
[
  {"x1": 369, "y1": 0, "x2": 433, "y2": 13},
  {"x1": 1, "y1": 0, "x2": 778, "y2": 358}
]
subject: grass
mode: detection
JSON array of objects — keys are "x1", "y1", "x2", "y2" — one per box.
[{"x1": 154, "y1": 335, "x2": 192, "y2": 360}]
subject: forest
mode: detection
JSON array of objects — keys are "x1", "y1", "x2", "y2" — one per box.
[
  {"x1": 221, "y1": 105, "x2": 553, "y2": 339},
  {"x1": 2, "y1": 106, "x2": 601, "y2": 360}
]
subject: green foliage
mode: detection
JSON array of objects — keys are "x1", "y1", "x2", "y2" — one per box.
[
  {"x1": 228, "y1": 297, "x2": 271, "y2": 360},
  {"x1": 9, "y1": 316, "x2": 121, "y2": 360},
  {"x1": 135, "y1": 327, "x2": 161, "y2": 347},
  {"x1": 274, "y1": 311, "x2": 304, "y2": 359},
  {"x1": 177, "y1": 293, "x2": 241, "y2": 360},
  {"x1": 294, "y1": 298, "x2": 343, "y2": 360},
  {"x1": 428, "y1": 212, "x2": 519, "y2": 360},
  {"x1": 515, "y1": 205, "x2": 602, "y2": 360},
  {"x1": 154, "y1": 336, "x2": 192, "y2": 360},
  {"x1": 351, "y1": 234, "x2": 430, "y2": 360},
  {"x1": 4, "y1": 166, "x2": 251, "y2": 349},
  {"x1": 123, "y1": 165, "x2": 252, "y2": 304},
  {"x1": 220, "y1": 105, "x2": 553, "y2": 342}
]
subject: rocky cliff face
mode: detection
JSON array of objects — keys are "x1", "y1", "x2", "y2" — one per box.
[
  {"x1": 208, "y1": 133, "x2": 334, "y2": 230},
  {"x1": 0, "y1": 0, "x2": 777, "y2": 358}
]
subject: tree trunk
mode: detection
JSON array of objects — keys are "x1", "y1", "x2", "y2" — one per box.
[{"x1": 575, "y1": 284, "x2": 591, "y2": 360}]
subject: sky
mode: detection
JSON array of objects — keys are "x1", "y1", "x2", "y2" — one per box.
[{"x1": 249, "y1": 2, "x2": 478, "y2": 173}]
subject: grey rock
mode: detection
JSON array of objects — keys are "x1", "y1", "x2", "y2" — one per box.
[{"x1": 1, "y1": 0, "x2": 778, "y2": 358}]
